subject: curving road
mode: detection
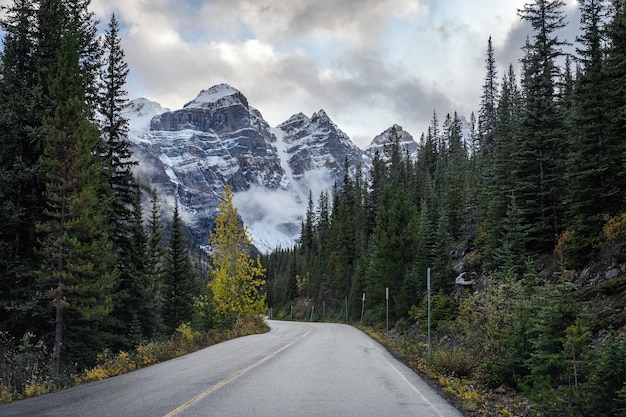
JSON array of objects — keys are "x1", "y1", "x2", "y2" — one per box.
[{"x1": 0, "y1": 321, "x2": 463, "y2": 417}]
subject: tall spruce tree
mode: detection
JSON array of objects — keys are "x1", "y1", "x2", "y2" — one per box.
[
  {"x1": 567, "y1": 0, "x2": 611, "y2": 264},
  {"x1": 478, "y1": 36, "x2": 499, "y2": 161},
  {"x1": 0, "y1": 0, "x2": 106, "y2": 341},
  {"x1": 37, "y1": 26, "x2": 118, "y2": 374},
  {"x1": 96, "y1": 13, "x2": 144, "y2": 344},
  {"x1": 515, "y1": 0, "x2": 569, "y2": 255},
  {"x1": 0, "y1": 0, "x2": 47, "y2": 335},
  {"x1": 482, "y1": 65, "x2": 522, "y2": 272},
  {"x1": 162, "y1": 201, "x2": 199, "y2": 334},
  {"x1": 365, "y1": 183, "x2": 418, "y2": 321},
  {"x1": 145, "y1": 190, "x2": 165, "y2": 335},
  {"x1": 476, "y1": 37, "x2": 500, "y2": 261},
  {"x1": 443, "y1": 112, "x2": 467, "y2": 239},
  {"x1": 604, "y1": 0, "x2": 626, "y2": 216}
]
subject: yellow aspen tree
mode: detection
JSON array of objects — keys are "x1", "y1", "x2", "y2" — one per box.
[{"x1": 209, "y1": 185, "x2": 266, "y2": 320}]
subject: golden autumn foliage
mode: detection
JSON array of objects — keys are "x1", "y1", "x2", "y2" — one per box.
[{"x1": 209, "y1": 186, "x2": 267, "y2": 319}]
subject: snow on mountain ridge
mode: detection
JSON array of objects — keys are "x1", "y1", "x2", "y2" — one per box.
[
  {"x1": 121, "y1": 98, "x2": 169, "y2": 138},
  {"x1": 183, "y1": 83, "x2": 243, "y2": 110}
]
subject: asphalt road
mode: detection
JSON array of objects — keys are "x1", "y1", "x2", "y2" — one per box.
[{"x1": 0, "y1": 320, "x2": 464, "y2": 417}]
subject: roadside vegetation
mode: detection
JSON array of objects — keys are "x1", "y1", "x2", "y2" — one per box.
[
  {"x1": 0, "y1": 316, "x2": 267, "y2": 403},
  {"x1": 0, "y1": 184, "x2": 269, "y2": 403},
  {"x1": 363, "y1": 264, "x2": 626, "y2": 416},
  {"x1": 0, "y1": 184, "x2": 267, "y2": 403}
]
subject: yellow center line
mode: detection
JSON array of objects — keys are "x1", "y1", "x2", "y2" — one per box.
[{"x1": 163, "y1": 326, "x2": 312, "y2": 417}]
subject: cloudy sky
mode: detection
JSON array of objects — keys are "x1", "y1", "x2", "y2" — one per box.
[{"x1": 8, "y1": 0, "x2": 582, "y2": 148}]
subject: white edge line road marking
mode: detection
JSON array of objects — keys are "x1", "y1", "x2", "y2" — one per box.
[
  {"x1": 162, "y1": 325, "x2": 313, "y2": 417},
  {"x1": 371, "y1": 339, "x2": 448, "y2": 417}
]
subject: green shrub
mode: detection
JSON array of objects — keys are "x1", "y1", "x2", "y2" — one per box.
[
  {"x1": 0, "y1": 332, "x2": 52, "y2": 403},
  {"x1": 424, "y1": 346, "x2": 476, "y2": 378}
]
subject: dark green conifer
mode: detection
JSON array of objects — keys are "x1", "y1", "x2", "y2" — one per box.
[
  {"x1": 162, "y1": 201, "x2": 200, "y2": 334},
  {"x1": 37, "y1": 26, "x2": 118, "y2": 373},
  {"x1": 515, "y1": 0, "x2": 569, "y2": 255},
  {"x1": 603, "y1": 0, "x2": 626, "y2": 214},
  {"x1": 146, "y1": 190, "x2": 165, "y2": 325},
  {"x1": 0, "y1": 0, "x2": 46, "y2": 335},
  {"x1": 566, "y1": 0, "x2": 612, "y2": 264}
]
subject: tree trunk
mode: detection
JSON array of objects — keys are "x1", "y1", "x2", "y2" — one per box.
[{"x1": 52, "y1": 284, "x2": 63, "y2": 377}]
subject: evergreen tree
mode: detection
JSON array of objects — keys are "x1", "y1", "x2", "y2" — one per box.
[
  {"x1": 37, "y1": 26, "x2": 118, "y2": 373},
  {"x1": 0, "y1": 0, "x2": 46, "y2": 335},
  {"x1": 476, "y1": 37, "x2": 500, "y2": 264},
  {"x1": 365, "y1": 184, "x2": 418, "y2": 321},
  {"x1": 523, "y1": 282, "x2": 580, "y2": 412},
  {"x1": 145, "y1": 190, "x2": 165, "y2": 335},
  {"x1": 567, "y1": 0, "x2": 612, "y2": 264},
  {"x1": 482, "y1": 65, "x2": 522, "y2": 271},
  {"x1": 603, "y1": 0, "x2": 626, "y2": 216},
  {"x1": 443, "y1": 112, "x2": 468, "y2": 239},
  {"x1": 493, "y1": 194, "x2": 530, "y2": 277},
  {"x1": 431, "y1": 204, "x2": 452, "y2": 292},
  {"x1": 301, "y1": 191, "x2": 315, "y2": 257},
  {"x1": 124, "y1": 189, "x2": 151, "y2": 343},
  {"x1": 34, "y1": 0, "x2": 101, "y2": 117},
  {"x1": 62, "y1": 0, "x2": 102, "y2": 116},
  {"x1": 209, "y1": 186, "x2": 266, "y2": 323},
  {"x1": 515, "y1": 0, "x2": 569, "y2": 255},
  {"x1": 0, "y1": 0, "x2": 106, "y2": 342},
  {"x1": 162, "y1": 201, "x2": 199, "y2": 334},
  {"x1": 478, "y1": 36, "x2": 499, "y2": 161},
  {"x1": 396, "y1": 199, "x2": 430, "y2": 316},
  {"x1": 366, "y1": 151, "x2": 386, "y2": 236},
  {"x1": 96, "y1": 13, "x2": 143, "y2": 345},
  {"x1": 97, "y1": 12, "x2": 134, "y2": 230}
]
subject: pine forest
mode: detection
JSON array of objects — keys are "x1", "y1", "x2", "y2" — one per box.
[{"x1": 0, "y1": 0, "x2": 625, "y2": 415}]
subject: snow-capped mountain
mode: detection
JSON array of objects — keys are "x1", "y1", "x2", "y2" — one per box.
[
  {"x1": 124, "y1": 84, "x2": 451, "y2": 253},
  {"x1": 276, "y1": 110, "x2": 367, "y2": 200},
  {"x1": 125, "y1": 84, "x2": 369, "y2": 253},
  {"x1": 122, "y1": 98, "x2": 170, "y2": 137},
  {"x1": 365, "y1": 124, "x2": 418, "y2": 161}
]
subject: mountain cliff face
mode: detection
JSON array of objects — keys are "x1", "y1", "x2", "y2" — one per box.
[
  {"x1": 278, "y1": 110, "x2": 365, "y2": 180},
  {"x1": 125, "y1": 84, "x2": 380, "y2": 252}
]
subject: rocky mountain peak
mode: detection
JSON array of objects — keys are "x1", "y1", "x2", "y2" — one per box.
[
  {"x1": 277, "y1": 112, "x2": 309, "y2": 132},
  {"x1": 277, "y1": 110, "x2": 363, "y2": 179},
  {"x1": 121, "y1": 98, "x2": 169, "y2": 135},
  {"x1": 370, "y1": 124, "x2": 409, "y2": 145},
  {"x1": 148, "y1": 83, "x2": 256, "y2": 135},
  {"x1": 182, "y1": 83, "x2": 246, "y2": 110},
  {"x1": 365, "y1": 124, "x2": 418, "y2": 160}
]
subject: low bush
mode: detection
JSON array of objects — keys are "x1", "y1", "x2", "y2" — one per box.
[
  {"x1": 0, "y1": 332, "x2": 52, "y2": 403},
  {"x1": 423, "y1": 346, "x2": 476, "y2": 378},
  {"x1": 2, "y1": 316, "x2": 269, "y2": 403}
]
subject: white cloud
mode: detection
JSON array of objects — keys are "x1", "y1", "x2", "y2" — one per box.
[
  {"x1": 232, "y1": 185, "x2": 305, "y2": 252},
  {"x1": 88, "y1": 0, "x2": 583, "y2": 148}
]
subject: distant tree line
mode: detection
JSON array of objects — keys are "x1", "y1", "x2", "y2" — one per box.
[{"x1": 263, "y1": 1, "x2": 626, "y2": 414}]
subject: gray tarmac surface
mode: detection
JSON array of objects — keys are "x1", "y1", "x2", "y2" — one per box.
[{"x1": 0, "y1": 320, "x2": 463, "y2": 417}]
